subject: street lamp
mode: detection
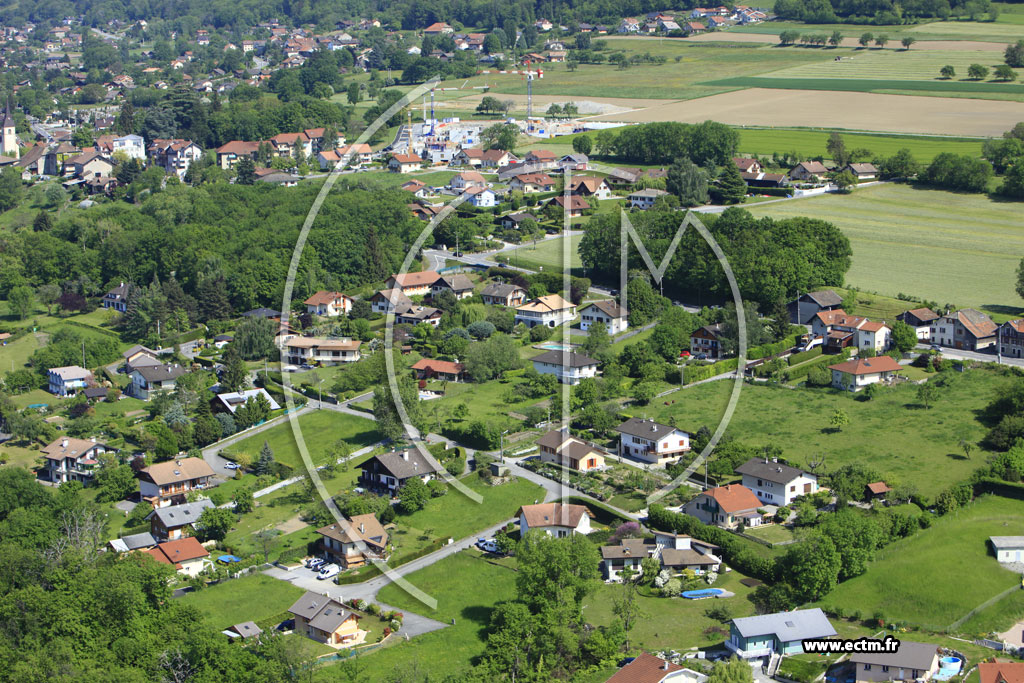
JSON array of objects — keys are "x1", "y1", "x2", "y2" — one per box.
[{"x1": 500, "y1": 428, "x2": 510, "y2": 463}]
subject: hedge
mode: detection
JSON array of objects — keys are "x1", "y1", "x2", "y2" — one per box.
[
  {"x1": 747, "y1": 333, "x2": 801, "y2": 361},
  {"x1": 62, "y1": 319, "x2": 121, "y2": 338},
  {"x1": 563, "y1": 496, "x2": 633, "y2": 526},
  {"x1": 781, "y1": 354, "x2": 835, "y2": 382},
  {"x1": 684, "y1": 357, "x2": 739, "y2": 384},
  {"x1": 787, "y1": 346, "x2": 823, "y2": 366},
  {"x1": 749, "y1": 186, "x2": 793, "y2": 197}
]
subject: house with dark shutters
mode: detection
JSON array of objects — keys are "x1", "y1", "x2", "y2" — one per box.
[{"x1": 358, "y1": 449, "x2": 444, "y2": 495}]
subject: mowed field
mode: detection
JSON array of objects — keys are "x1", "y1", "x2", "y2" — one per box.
[
  {"x1": 728, "y1": 18, "x2": 1024, "y2": 42},
  {"x1": 761, "y1": 48, "x2": 1023, "y2": 82},
  {"x1": 228, "y1": 410, "x2": 381, "y2": 470},
  {"x1": 736, "y1": 128, "x2": 984, "y2": 161},
  {"x1": 746, "y1": 183, "x2": 1024, "y2": 309},
  {"x1": 816, "y1": 494, "x2": 1024, "y2": 630},
  {"x1": 679, "y1": 32, "x2": 1009, "y2": 51}
]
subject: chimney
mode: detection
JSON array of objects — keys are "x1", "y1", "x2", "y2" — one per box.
[
  {"x1": 662, "y1": 660, "x2": 670, "y2": 670},
  {"x1": 62, "y1": 439, "x2": 69, "y2": 448},
  {"x1": 402, "y1": 451, "x2": 409, "y2": 461},
  {"x1": 359, "y1": 523, "x2": 365, "y2": 534}
]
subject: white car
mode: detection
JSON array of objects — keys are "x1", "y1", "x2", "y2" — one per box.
[
  {"x1": 317, "y1": 564, "x2": 340, "y2": 580},
  {"x1": 224, "y1": 462, "x2": 240, "y2": 470},
  {"x1": 308, "y1": 558, "x2": 326, "y2": 570}
]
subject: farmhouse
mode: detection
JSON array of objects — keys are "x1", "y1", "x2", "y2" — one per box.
[
  {"x1": 147, "y1": 499, "x2": 215, "y2": 541},
  {"x1": 726, "y1": 608, "x2": 836, "y2": 658},
  {"x1": 616, "y1": 417, "x2": 690, "y2": 464},
  {"x1": 518, "y1": 502, "x2": 592, "y2": 537},
  {"x1": 138, "y1": 457, "x2": 215, "y2": 508},
  {"x1": 537, "y1": 429, "x2": 606, "y2": 471},
  {"x1": 850, "y1": 641, "x2": 940, "y2": 683},
  {"x1": 288, "y1": 592, "x2": 364, "y2": 647},
  {"x1": 304, "y1": 291, "x2": 352, "y2": 317},
  {"x1": 690, "y1": 323, "x2": 725, "y2": 359},
  {"x1": 735, "y1": 457, "x2": 818, "y2": 506},
  {"x1": 789, "y1": 290, "x2": 843, "y2": 325},
  {"x1": 930, "y1": 309, "x2": 997, "y2": 351},
  {"x1": 829, "y1": 355, "x2": 903, "y2": 392},
  {"x1": 579, "y1": 300, "x2": 628, "y2": 334},
  {"x1": 897, "y1": 308, "x2": 940, "y2": 341},
  {"x1": 515, "y1": 294, "x2": 577, "y2": 328},
  {"x1": 682, "y1": 484, "x2": 763, "y2": 530},
  {"x1": 358, "y1": 449, "x2": 444, "y2": 495},
  {"x1": 317, "y1": 514, "x2": 389, "y2": 568},
  {"x1": 410, "y1": 358, "x2": 465, "y2": 382},
  {"x1": 481, "y1": 282, "x2": 526, "y2": 307},
  {"x1": 531, "y1": 350, "x2": 599, "y2": 385},
  {"x1": 284, "y1": 337, "x2": 362, "y2": 365},
  {"x1": 40, "y1": 436, "x2": 108, "y2": 484},
  {"x1": 999, "y1": 320, "x2": 1024, "y2": 359}
]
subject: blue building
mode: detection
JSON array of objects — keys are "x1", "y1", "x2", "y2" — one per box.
[{"x1": 726, "y1": 608, "x2": 836, "y2": 659}]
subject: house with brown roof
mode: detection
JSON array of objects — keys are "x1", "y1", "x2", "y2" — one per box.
[
  {"x1": 616, "y1": 417, "x2": 690, "y2": 464},
  {"x1": 531, "y1": 350, "x2": 598, "y2": 385},
  {"x1": 930, "y1": 308, "x2": 997, "y2": 351},
  {"x1": 481, "y1": 282, "x2": 527, "y2": 307},
  {"x1": 579, "y1": 300, "x2": 628, "y2": 334},
  {"x1": 216, "y1": 140, "x2": 260, "y2": 169},
  {"x1": 828, "y1": 355, "x2": 902, "y2": 392},
  {"x1": 401, "y1": 179, "x2": 431, "y2": 198},
  {"x1": 518, "y1": 502, "x2": 592, "y2": 537},
  {"x1": 284, "y1": 337, "x2": 361, "y2": 365},
  {"x1": 605, "y1": 652, "x2": 707, "y2": 683},
  {"x1": 537, "y1": 430, "x2": 606, "y2": 471},
  {"x1": 682, "y1": 484, "x2": 764, "y2": 529},
  {"x1": 550, "y1": 194, "x2": 590, "y2": 217},
  {"x1": 143, "y1": 537, "x2": 210, "y2": 576},
  {"x1": 523, "y1": 149, "x2": 557, "y2": 170},
  {"x1": 865, "y1": 481, "x2": 890, "y2": 500},
  {"x1": 789, "y1": 290, "x2": 843, "y2": 325},
  {"x1": 600, "y1": 538, "x2": 656, "y2": 581},
  {"x1": 431, "y1": 273, "x2": 474, "y2": 300},
  {"x1": 515, "y1": 293, "x2": 576, "y2": 328},
  {"x1": 896, "y1": 308, "x2": 940, "y2": 341},
  {"x1": 40, "y1": 436, "x2": 108, "y2": 484},
  {"x1": 385, "y1": 271, "x2": 440, "y2": 297},
  {"x1": 304, "y1": 291, "x2": 352, "y2": 317},
  {"x1": 449, "y1": 170, "x2": 486, "y2": 191},
  {"x1": 509, "y1": 172, "x2": 554, "y2": 193},
  {"x1": 371, "y1": 288, "x2": 413, "y2": 314},
  {"x1": 980, "y1": 663, "x2": 1024, "y2": 683},
  {"x1": 316, "y1": 514, "x2": 389, "y2": 568},
  {"x1": 411, "y1": 358, "x2": 465, "y2": 382},
  {"x1": 147, "y1": 138, "x2": 202, "y2": 179},
  {"x1": 388, "y1": 152, "x2": 422, "y2": 173},
  {"x1": 845, "y1": 162, "x2": 879, "y2": 180},
  {"x1": 396, "y1": 304, "x2": 443, "y2": 327},
  {"x1": 851, "y1": 641, "x2": 940, "y2": 683},
  {"x1": 690, "y1": 323, "x2": 725, "y2": 359},
  {"x1": 288, "y1": 591, "x2": 364, "y2": 647},
  {"x1": 811, "y1": 310, "x2": 889, "y2": 353},
  {"x1": 736, "y1": 457, "x2": 818, "y2": 506},
  {"x1": 65, "y1": 149, "x2": 115, "y2": 179},
  {"x1": 138, "y1": 457, "x2": 216, "y2": 508},
  {"x1": 358, "y1": 449, "x2": 444, "y2": 495},
  {"x1": 999, "y1": 319, "x2": 1024, "y2": 359},
  {"x1": 423, "y1": 22, "x2": 454, "y2": 35},
  {"x1": 733, "y1": 157, "x2": 761, "y2": 174},
  {"x1": 789, "y1": 161, "x2": 830, "y2": 183},
  {"x1": 569, "y1": 175, "x2": 611, "y2": 199}
]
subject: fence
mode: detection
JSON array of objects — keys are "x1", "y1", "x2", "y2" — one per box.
[
  {"x1": 947, "y1": 583, "x2": 1021, "y2": 632},
  {"x1": 974, "y1": 638, "x2": 1005, "y2": 651}
]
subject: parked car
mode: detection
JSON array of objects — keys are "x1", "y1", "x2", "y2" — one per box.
[
  {"x1": 317, "y1": 564, "x2": 340, "y2": 580},
  {"x1": 224, "y1": 462, "x2": 240, "y2": 470},
  {"x1": 307, "y1": 557, "x2": 325, "y2": 570}
]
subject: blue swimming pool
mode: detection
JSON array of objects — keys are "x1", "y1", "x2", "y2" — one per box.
[
  {"x1": 681, "y1": 588, "x2": 724, "y2": 599},
  {"x1": 535, "y1": 342, "x2": 575, "y2": 351}
]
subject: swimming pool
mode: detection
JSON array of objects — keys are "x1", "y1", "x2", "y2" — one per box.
[
  {"x1": 681, "y1": 588, "x2": 725, "y2": 599},
  {"x1": 534, "y1": 342, "x2": 576, "y2": 351},
  {"x1": 934, "y1": 657, "x2": 962, "y2": 681}
]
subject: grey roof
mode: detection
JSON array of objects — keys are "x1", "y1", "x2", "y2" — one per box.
[
  {"x1": 229, "y1": 621, "x2": 263, "y2": 639},
  {"x1": 132, "y1": 363, "x2": 187, "y2": 382},
  {"x1": 288, "y1": 591, "x2": 355, "y2": 633},
  {"x1": 242, "y1": 307, "x2": 280, "y2": 318},
  {"x1": 990, "y1": 536, "x2": 1024, "y2": 550},
  {"x1": 581, "y1": 299, "x2": 626, "y2": 319},
  {"x1": 661, "y1": 547, "x2": 717, "y2": 567},
  {"x1": 360, "y1": 448, "x2": 444, "y2": 481},
  {"x1": 850, "y1": 640, "x2": 938, "y2": 669},
  {"x1": 504, "y1": 212, "x2": 537, "y2": 224},
  {"x1": 600, "y1": 538, "x2": 654, "y2": 560},
  {"x1": 434, "y1": 273, "x2": 473, "y2": 292},
  {"x1": 735, "y1": 458, "x2": 810, "y2": 485},
  {"x1": 146, "y1": 499, "x2": 215, "y2": 528},
  {"x1": 114, "y1": 531, "x2": 157, "y2": 551},
  {"x1": 531, "y1": 350, "x2": 598, "y2": 368},
  {"x1": 731, "y1": 608, "x2": 836, "y2": 642},
  {"x1": 616, "y1": 417, "x2": 682, "y2": 440},
  {"x1": 481, "y1": 282, "x2": 525, "y2": 298},
  {"x1": 123, "y1": 343, "x2": 156, "y2": 360},
  {"x1": 803, "y1": 290, "x2": 843, "y2": 307}
]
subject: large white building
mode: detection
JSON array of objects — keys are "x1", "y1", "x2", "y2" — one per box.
[
  {"x1": 284, "y1": 337, "x2": 361, "y2": 366},
  {"x1": 579, "y1": 300, "x2": 628, "y2": 335},
  {"x1": 530, "y1": 350, "x2": 598, "y2": 385},
  {"x1": 615, "y1": 417, "x2": 690, "y2": 464},
  {"x1": 518, "y1": 503, "x2": 592, "y2": 538},
  {"x1": 514, "y1": 294, "x2": 577, "y2": 328},
  {"x1": 735, "y1": 457, "x2": 818, "y2": 506}
]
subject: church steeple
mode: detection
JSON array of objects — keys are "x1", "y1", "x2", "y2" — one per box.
[{"x1": 1, "y1": 96, "x2": 18, "y2": 158}]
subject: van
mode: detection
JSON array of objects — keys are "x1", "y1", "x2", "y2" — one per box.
[{"x1": 317, "y1": 564, "x2": 340, "y2": 580}]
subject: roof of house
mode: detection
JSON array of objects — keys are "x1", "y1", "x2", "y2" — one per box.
[
  {"x1": 802, "y1": 290, "x2": 843, "y2": 307},
  {"x1": 411, "y1": 358, "x2": 465, "y2": 375},
  {"x1": 616, "y1": 417, "x2": 682, "y2": 440},
  {"x1": 215, "y1": 388, "x2": 282, "y2": 412},
  {"x1": 692, "y1": 323, "x2": 724, "y2": 339},
  {"x1": 847, "y1": 162, "x2": 879, "y2": 174},
  {"x1": 600, "y1": 538, "x2": 654, "y2": 560},
  {"x1": 794, "y1": 161, "x2": 829, "y2": 174},
  {"x1": 989, "y1": 536, "x2": 1024, "y2": 550},
  {"x1": 898, "y1": 308, "x2": 940, "y2": 324},
  {"x1": 526, "y1": 149, "x2": 556, "y2": 161},
  {"x1": 304, "y1": 290, "x2": 350, "y2": 306},
  {"x1": 144, "y1": 537, "x2": 210, "y2": 566},
  {"x1": 434, "y1": 273, "x2": 474, "y2": 292},
  {"x1": 288, "y1": 591, "x2": 358, "y2": 633},
  {"x1": 41, "y1": 436, "x2": 104, "y2": 460},
  {"x1": 516, "y1": 293, "x2": 574, "y2": 313},
  {"x1": 359, "y1": 448, "x2": 444, "y2": 480},
  {"x1": 285, "y1": 337, "x2": 361, "y2": 351},
  {"x1": 141, "y1": 457, "x2": 215, "y2": 486},
  {"x1": 83, "y1": 386, "x2": 108, "y2": 399},
  {"x1": 123, "y1": 343, "x2": 156, "y2": 360},
  {"x1": 242, "y1": 307, "x2": 281, "y2": 318},
  {"x1": 513, "y1": 172, "x2": 553, "y2": 185},
  {"x1": 372, "y1": 288, "x2": 413, "y2": 308},
  {"x1": 581, "y1": 300, "x2": 626, "y2": 319},
  {"x1": 518, "y1": 502, "x2": 591, "y2": 529},
  {"x1": 397, "y1": 305, "x2": 441, "y2": 322},
  {"x1": 859, "y1": 321, "x2": 889, "y2": 333},
  {"x1": 216, "y1": 140, "x2": 261, "y2": 155},
  {"x1": 661, "y1": 547, "x2": 717, "y2": 567},
  {"x1": 731, "y1": 608, "x2": 836, "y2": 642},
  {"x1": 827, "y1": 355, "x2": 902, "y2": 376},
  {"x1": 481, "y1": 282, "x2": 525, "y2": 298},
  {"x1": 605, "y1": 652, "x2": 684, "y2": 683},
  {"x1": 629, "y1": 188, "x2": 669, "y2": 198},
  {"x1": 48, "y1": 365, "x2": 92, "y2": 380},
  {"x1": 110, "y1": 531, "x2": 157, "y2": 552},
  {"x1": 390, "y1": 271, "x2": 440, "y2": 288},
  {"x1": 553, "y1": 195, "x2": 591, "y2": 211},
  {"x1": 132, "y1": 363, "x2": 188, "y2": 382},
  {"x1": 454, "y1": 170, "x2": 486, "y2": 183},
  {"x1": 850, "y1": 640, "x2": 938, "y2": 669},
  {"x1": 866, "y1": 481, "x2": 890, "y2": 494},
  {"x1": 316, "y1": 513, "x2": 389, "y2": 549},
  {"x1": 531, "y1": 349, "x2": 599, "y2": 368},
  {"x1": 401, "y1": 179, "x2": 427, "y2": 192},
  {"x1": 228, "y1": 621, "x2": 263, "y2": 639},
  {"x1": 979, "y1": 662, "x2": 1024, "y2": 683},
  {"x1": 733, "y1": 157, "x2": 760, "y2": 171},
  {"x1": 954, "y1": 308, "x2": 997, "y2": 339},
  {"x1": 390, "y1": 153, "x2": 422, "y2": 164},
  {"x1": 537, "y1": 430, "x2": 602, "y2": 461},
  {"x1": 701, "y1": 484, "x2": 762, "y2": 514},
  {"x1": 735, "y1": 458, "x2": 809, "y2": 484},
  {"x1": 146, "y1": 499, "x2": 215, "y2": 528},
  {"x1": 504, "y1": 212, "x2": 538, "y2": 224}
]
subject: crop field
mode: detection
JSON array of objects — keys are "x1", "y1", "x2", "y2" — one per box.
[
  {"x1": 747, "y1": 183, "x2": 1024, "y2": 309},
  {"x1": 728, "y1": 18, "x2": 1024, "y2": 42},
  {"x1": 759, "y1": 48, "x2": 1023, "y2": 82},
  {"x1": 651, "y1": 367, "x2": 1005, "y2": 500},
  {"x1": 736, "y1": 128, "x2": 983, "y2": 162},
  {"x1": 679, "y1": 32, "x2": 1009, "y2": 51},
  {"x1": 817, "y1": 494, "x2": 1024, "y2": 630}
]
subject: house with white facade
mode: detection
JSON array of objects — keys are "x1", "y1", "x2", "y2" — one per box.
[
  {"x1": 628, "y1": 188, "x2": 668, "y2": 209},
  {"x1": 358, "y1": 449, "x2": 444, "y2": 495},
  {"x1": 828, "y1": 355, "x2": 903, "y2": 392},
  {"x1": 317, "y1": 514, "x2": 389, "y2": 568},
  {"x1": 48, "y1": 365, "x2": 92, "y2": 396},
  {"x1": 579, "y1": 300, "x2": 628, "y2": 334},
  {"x1": 531, "y1": 350, "x2": 599, "y2": 385},
  {"x1": 537, "y1": 430, "x2": 606, "y2": 471},
  {"x1": 726, "y1": 608, "x2": 837, "y2": 659},
  {"x1": 138, "y1": 457, "x2": 215, "y2": 508},
  {"x1": 304, "y1": 291, "x2": 352, "y2": 317},
  {"x1": 682, "y1": 484, "x2": 763, "y2": 530},
  {"x1": 102, "y1": 281, "x2": 131, "y2": 312},
  {"x1": 40, "y1": 436, "x2": 107, "y2": 483},
  {"x1": 735, "y1": 457, "x2": 818, "y2": 506},
  {"x1": 514, "y1": 294, "x2": 577, "y2": 328},
  {"x1": 615, "y1": 417, "x2": 690, "y2": 464},
  {"x1": 113, "y1": 134, "x2": 145, "y2": 159},
  {"x1": 284, "y1": 337, "x2": 361, "y2": 365},
  {"x1": 143, "y1": 537, "x2": 210, "y2": 577},
  {"x1": 370, "y1": 288, "x2": 413, "y2": 314},
  {"x1": 929, "y1": 308, "x2": 997, "y2": 351},
  {"x1": 129, "y1": 363, "x2": 187, "y2": 399},
  {"x1": 990, "y1": 537, "x2": 1024, "y2": 564},
  {"x1": 896, "y1": 308, "x2": 940, "y2": 341},
  {"x1": 518, "y1": 502, "x2": 592, "y2": 537},
  {"x1": 465, "y1": 186, "x2": 497, "y2": 207}
]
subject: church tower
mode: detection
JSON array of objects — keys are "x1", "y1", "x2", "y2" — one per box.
[{"x1": 1, "y1": 98, "x2": 18, "y2": 158}]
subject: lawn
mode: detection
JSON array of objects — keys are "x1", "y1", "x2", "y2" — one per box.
[
  {"x1": 652, "y1": 366, "x2": 1003, "y2": 499},
  {"x1": 743, "y1": 524, "x2": 800, "y2": 545},
  {"x1": 503, "y1": 233, "x2": 584, "y2": 274},
  {"x1": 178, "y1": 573, "x2": 306, "y2": 628},
  {"x1": 760, "y1": 48, "x2": 1022, "y2": 83},
  {"x1": 227, "y1": 410, "x2": 381, "y2": 471},
  {"x1": 737, "y1": 128, "x2": 984, "y2": 163},
  {"x1": 816, "y1": 494, "x2": 1024, "y2": 631},
  {"x1": 748, "y1": 183, "x2": 1024, "y2": 311}
]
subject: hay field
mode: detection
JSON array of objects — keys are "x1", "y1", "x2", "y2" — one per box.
[
  {"x1": 677, "y1": 32, "x2": 1009, "y2": 51},
  {"x1": 760, "y1": 48, "x2": 1022, "y2": 81}
]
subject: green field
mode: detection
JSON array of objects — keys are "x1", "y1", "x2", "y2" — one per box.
[
  {"x1": 763, "y1": 49, "x2": 1022, "y2": 82},
  {"x1": 729, "y1": 18, "x2": 1024, "y2": 42},
  {"x1": 228, "y1": 410, "x2": 381, "y2": 470},
  {"x1": 747, "y1": 183, "x2": 1024, "y2": 311},
  {"x1": 503, "y1": 233, "x2": 584, "y2": 273},
  {"x1": 737, "y1": 128, "x2": 984, "y2": 162},
  {"x1": 817, "y1": 494, "x2": 1024, "y2": 630},
  {"x1": 652, "y1": 367, "x2": 1003, "y2": 499},
  {"x1": 180, "y1": 573, "x2": 305, "y2": 627},
  {"x1": 707, "y1": 74, "x2": 1024, "y2": 98}
]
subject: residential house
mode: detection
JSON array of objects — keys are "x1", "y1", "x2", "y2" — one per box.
[
  {"x1": 424, "y1": 22, "x2": 454, "y2": 35},
  {"x1": 628, "y1": 188, "x2": 668, "y2": 209},
  {"x1": 411, "y1": 358, "x2": 465, "y2": 382},
  {"x1": 288, "y1": 592, "x2": 364, "y2": 647},
  {"x1": 450, "y1": 170, "x2": 486, "y2": 191},
  {"x1": 371, "y1": 288, "x2": 413, "y2": 314},
  {"x1": 216, "y1": 140, "x2": 260, "y2": 169},
  {"x1": 829, "y1": 355, "x2": 903, "y2": 392},
  {"x1": 523, "y1": 149, "x2": 557, "y2": 170},
  {"x1": 409, "y1": 203, "x2": 443, "y2": 221},
  {"x1": 1000, "y1": 320, "x2": 1024, "y2": 358},
  {"x1": 48, "y1": 365, "x2": 92, "y2": 396},
  {"x1": 268, "y1": 131, "x2": 313, "y2": 158},
  {"x1": 358, "y1": 449, "x2": 444, "y2": 495},
  {"x1": 431, "y1": 273, "x2": 474, "y2": 300},
  {"x1": 317, "y1": 514, "x2": 389, "y2": 568},
  {"x1": 388, "y1": 152, "x2": 422, "y2": 173},
  {"x1": 129, "y1": 363, "x2": 186, "y2": 399},
  {"x1": 108, "y1": 532, "x2": 158, "y2": 553},
  {"x1": 896, "y1": 308, "x2": 940, "y2": 341},
  {"x1": 143, "y1": 537, "x2": 211, "y2": 577},
  {"x1": 789, "y1": 290, "x2": 843, "y2": 325},
  {"x1": 550, "y1": 194, "x2": 590, "y2": 217},
  {"x1": 16, "y1": 143, "x2": 57, "y2": 176},
  {"x1": 660, "y1": 19, "x2": 682, "y2": 31},
  {"x1": 138, "y1": 457, "x2": 215, "y2": 508},
  {"x1": 102, "y1": 281, "x2": 131, "y2": 312},
  {"x1": 851, "y1": 641, "x2": 940, "y2": 683},
  {"x1": 148, "y1": 139, "x2": 202, "y2": 178},
  {"x1": 40, "y1": 436, "x2": 107, "y2": 483},
  {"x1": 466, "y1": 186, "x2": 498, "y2": 207},
  {"x1": 601, "y1": 538, "x2": 656, "y2": 582},
  {"x1": 481, "y1": 282, "x2": 527, "y2": 307},
  {"x1": 213, "y1": 388, "x2": 281, "y2": 415},
  {"x1": 337, "y1": 143, "x2": 374, "y2": 167},
  {"x1": 515, "y1": 293, "x2": 577, "y2": 328},
  {"x1": 123, "y1": 344, "x2": 160, "y2": 374},
  {"x1": 531, "y1": 350, "x2": 599, "y2": 385},
  {"x1": 225, "y1": 622, "x2": 263, "y2": 642},
  {"x1": 284, "y1": 337, "x2": 361, "y2": 365},
  {"x1": 741, "y1": 171, "x2": 788, "y2": 188},
  {"x1": 396, "y1": 305, "x2": 443, "y2": 327},
  {"x1": 509, "y1": 172, "x2": 554, "y2": 193},
  {"x1": 735, "y1": 457, "x2": 818, "y2": 506},
  {"x1": 304, "y1": 291, "x2": 352, "y2": 317},
  {"x1": 579, "y1": 300, "x2": 628, "y2": 334},
  {"x1": 845, "y1": 162, "x2": 879, "y2": 180},
  {"x1": 726, "y1": 608, "x2": 837, "y2": 658},
  {"x1": 570, "y1": 176, "x2": 611, "y2": 199},
  {"x1": 812, "y1": 310, "x2": 889, "y2": 354},
  {"x1": 683, "y1": 21, "x2": 707, "y2": 34},
  {"x1": 518, "y1": 502, "x2": 592, "y2": 537},
  {"x1": 654, "y1": 531, "x2": 722, "y2": 575},
  {"x1": 683, "y1": 484, "x2": 763, "y2": 529},
  {"x1": 857, "y1": 321, "x2": 892, "y2": 354},
  {"x1": 401, "y1": 179, "x2": 431, "y2": 198},
  {"x1": 452, "y1": 148, "x2": 513, "y2": 168},
  {"x1": 615, "y1": 417, "x2": 690, "y2": 464},
  {"x1": 618, "y1": 17, "x2": 642, "y2": 33},
  {"x1": 979, "y1": 662, "x2": 1024, "y2": 683},
  {"x1": 605, "y1": 653, "x2": 708, "y2": 683},
  {"x1": 537, "y1": 430, "x2": 606, "y2": 471},
  {"x1": 385, "y1": 271, "x2": 440, "y2": 297},
  {"x1": 558, "y1": 153, "x2": 589, "y2": 172},
  {"x1": 990, "y1": 536, "x2": 1024, "y2": 564},
  {"x1": 65, "y1": 149, "x2": 115, "y2": 178},
  {"x1": 866, "y1": 481, "x2": 891, "y2": 501},
  {"x1": 930, "y1": 309, "x2": 997, "y2": 351},
  {"x1": 146, "y1": 499, "x2": 215, "y2": 541},
  {"x1": 690, "y1": 323, "x2": 725, "y2": 359},
  {"x1": 790, "y1": 161, "x2": 830, "y2": 183}
]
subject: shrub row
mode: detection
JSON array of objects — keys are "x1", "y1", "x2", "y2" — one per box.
[
  {"x1": 787, "y1": 346, "x2": 823, "y2": 366},
  {"x1": 684, "y1": 357, "x2": 740, "y2": 384},
  {"x1": 781, "y1": 354, "x2": 835, "y2": 382},
  {"x1": 747, "y1": 333, "x2": 802, "y2": 361},
  {"x1": 62, "y1": 319, "x2": 121, "y2": 338},
  {"x1": 563, "y1": 496, "x2": 633, "y2": 526}
]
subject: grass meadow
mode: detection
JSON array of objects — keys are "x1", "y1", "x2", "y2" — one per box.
[
  {"x1": 761, "y1": 48, "x2": 1023, "y2": 82},
  {"x1": 747, "y1": 183, "x2": 1024, "y2": 310},
  {"x1": 730, "y1": 18, "x2": 1024, "y2": 42},
  {"x1": 503, "y1": 233, "x2": 584, "y2": 273},
  {"x1": 816, "y1": 494, "x2": 1024, "y2": 630},
  {"x1": 650, "y1": 367, "x2": 1005, "y2": 499},
  {"x1": 180, "y1": 572, "x2": 306, "y2": 627},
  {"x1": 737, "y1": 128, "x2": 984, "y2": 162},
  {"x1": 227, "y1": 410, "x2": 381, "y2": 470}
]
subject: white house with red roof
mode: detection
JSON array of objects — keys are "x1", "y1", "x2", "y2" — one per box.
[
  {"x1": 304, "y1": 291, "x2": 352, "y2": 317},
  {"x1": 682, "y1": 483, "x2": 764, "y2": 529},
  {"x1": 828, "y1": 355, "x2": 903, "y2": 392}
]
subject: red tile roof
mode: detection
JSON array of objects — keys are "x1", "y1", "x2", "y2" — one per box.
[
  {"x1": 144, "y1": 537, "x2": 209, "y2": 567},
  {"x1": 828, "y1": 355, "x2": 902, "y2": 376},
  {"x1": 606, "y1": 652, "x2": 684, "y2": 683},
  {"x1": 411, "y1": 358, "x2": 465, "y2": 375},
  {"x1": 979, "y1": 662, "x2": 1024, "y2": 683},
  {"x1": 704, "y1": 484, "x2": 761, "y2": 514}
]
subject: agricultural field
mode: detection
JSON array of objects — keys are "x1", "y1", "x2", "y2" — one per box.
[
  {"x1": 760, "y1": 49, "x2": 1022, "y2": 83},
  {"x1": 747, "y1": 183, "x2": 1024, "y2": 310},
  {"x1": 650, "y1": 366, "x2": 1005, "y2": 499},
  {"x1": 727, "y1": 18, "x2": 1024, "y2": 42},
  {"x1": 226, "y1": 410, "x2": 381, "y2": 471},
  {"x1": 736, "y1": 128, "x2": 984, "y2": 163},
  {"x1": 816, "y1": 494, "x2": 1024, "y2": 630}
]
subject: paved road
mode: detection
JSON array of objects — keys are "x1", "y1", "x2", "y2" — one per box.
[
  {"x1": 201, "y1": 405, "x2": 313, "y2": 474},
  {"x1": 918, "y1": 343, "x2": 1024, "y2": 368}
]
